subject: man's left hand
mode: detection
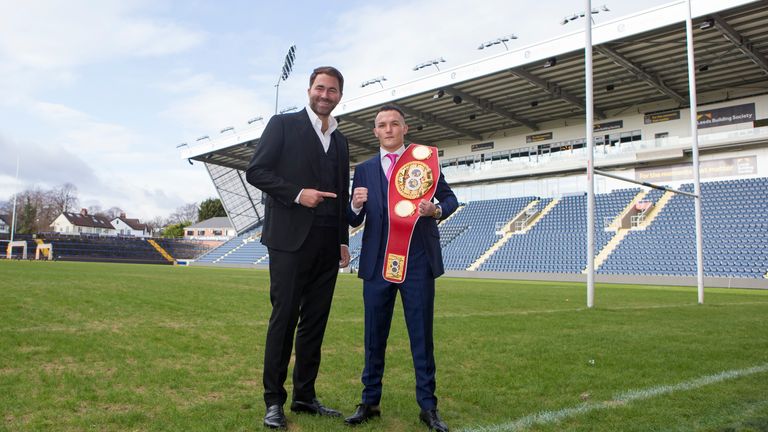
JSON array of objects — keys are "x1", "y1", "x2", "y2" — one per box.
[
  {"x1": 339, "y1": 245, "x2": 350, "y2": 268},
  {"x1": 418, "y1": 199, "x2": 436, "y2": 217}
]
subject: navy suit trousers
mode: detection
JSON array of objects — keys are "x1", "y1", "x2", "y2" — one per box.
[{"x1": 361, "y1": 245, "x2": 438, "y2": 410}]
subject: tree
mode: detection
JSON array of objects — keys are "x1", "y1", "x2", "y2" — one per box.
[
  {"x1": 169, "y1": 203, "x2": 198, "y2": 224},
  {"x1": 198, "y1": 197, "x2": 226, "y2": 221},
  {"x1": 145, "y1": 216, "x2": 167, "y2": 235},
  {"x1": 105, "y1": 207, "x2": 125, "y2": 220},
  {"x1": 88, "y1": 205, "x2": 103, "y2": 216},
  {"x1": 2, "y1": 183, "x2": 82, "y2": 233},
  {"x1": 50, "y1": 183, "x2": 79, "y2": 213},
  {"x1": 18, "y1": 197, "x2": 37, "y2": 234},
  {"x1": 162, "y1": 221, "x2": 191, "y2": 238}
]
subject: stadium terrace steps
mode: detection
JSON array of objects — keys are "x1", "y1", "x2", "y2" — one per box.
[
  {"x1": 479, "y1": 188, "x2": 640, "y2": 274},
  {"x1": 466, "y1": 201, "x2": 540, "y2": 271},
  {"x1": 153, "y1": 239, "x2": 212, "y2": 260},
  {"x1": 147, "y1": 239, "x2": 175, "y2": 264},
  {"x1": 591, "y1": 228, "x2": 631, "y2": 272},
  {"x1": 599, "y1": 178, "x2": 768, "y2": 278},
  {"x1": 609, "y1": 189, "x2": 649, "y2": 230},
  {"x1": 440, "y1": 196, "x2": 535, "y2": 271},
  {"x1": 591, "y1": 190, "x2": 648, "y2": 271},
  {"x1": 505, "y1": 200, "x2": 542, "y2": 233},
  {"x1": 36, "y1": 236, "x2": 170, "y2": 265},
  {"x1": 195, "y1": 226, "x2": 261, "y2": 263},
  {"x1": 517, "y1": 198, "x2": 560, "y2": 234},
  {"x1": 467, "y1": 231, "x2": 513, "y2": 271},
  {"x1": 635, "y1": 190, "x2": 675, "y2": 229}
]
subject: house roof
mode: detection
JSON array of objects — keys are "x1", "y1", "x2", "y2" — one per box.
[
  {"x1": 0, "y1": 214, "x2": 10, "y2": 226},
  {"x1": 187, "y1": 217, "x2": 233, "y2": 229},
  {"x1": 60, "y1": 212, "x2": 114, "y2": 229},
  {"x1": 113, "y1": 217, "x2": 148, "y2": 231}
]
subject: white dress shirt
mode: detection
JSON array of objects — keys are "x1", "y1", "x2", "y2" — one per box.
[
  {"x1": 351, "y1": 145, "x2": 406, "y2": 214},
  {"x1": 294, "y1": 107, "x2": 339, "y2": 203},
  {"x1": 305, "y1": 105, "x2": 338, "y2": 153}
]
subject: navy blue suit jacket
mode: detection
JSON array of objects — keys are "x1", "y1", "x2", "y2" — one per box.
[{"x1": 348, "y1": 150, "x2": 458, "y2": 281}]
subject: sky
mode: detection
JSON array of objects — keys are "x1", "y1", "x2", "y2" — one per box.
[{"x1": 0, "y1": 0, "x2": 672, "y2": 221}]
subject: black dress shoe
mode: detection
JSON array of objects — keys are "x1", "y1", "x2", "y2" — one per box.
[
  {"x1": 263, "y1": 404, "x2": 286, "y2": 429},
  {"x1": 290, "y1": 398, "x2": 342, "y2": 417},
  {"x1": 419, "y1": 409, "x2": 449, "y2": 432},
  {"x1": 344, "y1": 404, "x2": 381, "y2": 426}
]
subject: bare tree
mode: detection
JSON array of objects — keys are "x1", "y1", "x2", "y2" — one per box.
[
  {"x1": 169, "y1": 203, "x2": 198, "y2": 224},
  {"x1": 50, "y1": 183, "x2": 79, "y2": 213},
  {"x1": 105, "y1": 207, "x2": 125, "y2": 219},
  {"x1": 144, "y1": 215, "x2": 167, "y2": 234},
  {"x1": 7, "y1": 187, "x2": 56, "y2": 233},
  {"x1": 87, "y1": 205, "x2": 104, "y2": 216}
]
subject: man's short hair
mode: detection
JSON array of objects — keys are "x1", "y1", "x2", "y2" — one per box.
[
  {"x1": 310, "y1": 66, "x2": 344, "y2": 93},
  {"x1": 376, "y1": 104, "x2": 406, "y2": 120}
]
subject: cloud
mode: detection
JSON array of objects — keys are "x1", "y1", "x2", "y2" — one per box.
[
  {"x1": 0, "y1": 133, "x2": 106, "y2": 196},
  {"x1": 93, "y1": 165, "x2": 217, "y2": 220},
  {"x1": 314, "y1": 0, "x2": 518, "y2": 97},
  {"x1": 0, "y1": 0, "x2": 205, "y2": 70},
  {"x1": 28, "y1": 101, "x2": 140, "y2": 155},
  {"x1": 0, "y1": 131, "x2": 214, "y2": 220},
  {"x1": 160, "y1": 75, "x2": 275, "y2": 136}
]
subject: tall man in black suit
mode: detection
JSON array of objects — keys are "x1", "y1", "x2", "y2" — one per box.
[
  {"x1": 246, "y1": 66, "x2": 350, "y2": 429},
  {"x1": 344, "y1": 105, "x2": 457, "y2": 431}
]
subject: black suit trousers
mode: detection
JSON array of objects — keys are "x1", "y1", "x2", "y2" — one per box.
[{"x1": 263, "y1": 226, "x2": 340, "y2": 406}]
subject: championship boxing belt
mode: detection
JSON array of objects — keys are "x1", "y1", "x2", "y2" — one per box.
[{"x1": 383, "y1": 144, "x2": 440, "y2": 283}]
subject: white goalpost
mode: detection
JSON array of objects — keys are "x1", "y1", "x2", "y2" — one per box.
[{"x1": 584, "y1": 0, "x2": 705, "y2": 307}]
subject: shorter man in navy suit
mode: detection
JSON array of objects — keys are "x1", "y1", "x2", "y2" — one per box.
[{"x1": 344, "y1": 105, "x2": 457, "y2": 432}]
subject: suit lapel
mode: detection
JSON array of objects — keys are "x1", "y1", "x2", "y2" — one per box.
[{"x1": 374, "y1": 156, "x2": 387, "y2": 214}]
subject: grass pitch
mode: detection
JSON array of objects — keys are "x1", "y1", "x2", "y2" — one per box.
[{"x1": 1, "y1": 260, "x2": 767, "y2": 431}]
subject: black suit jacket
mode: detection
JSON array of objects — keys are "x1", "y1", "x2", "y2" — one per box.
[{"x1": 246, "y1": 109, "x2": 350, "y2": 252}]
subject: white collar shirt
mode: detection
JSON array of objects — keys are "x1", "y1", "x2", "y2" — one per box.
[
  {"x1": 305, "y1": 106, "x2": 337, "y2": 153},
  {"x1": 380, "y1": 145, "x2": 406, "y2": 174}
]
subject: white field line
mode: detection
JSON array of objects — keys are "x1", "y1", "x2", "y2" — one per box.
[
  {"x1": 436, "y1": 300, "x2": 768, "y2": 320},
  {"x1": 460, "y1": 363, "x2": 768, "y2": 432},
  {"x1": 431, "y1": 300, "x2": 768, "y2": 320}
]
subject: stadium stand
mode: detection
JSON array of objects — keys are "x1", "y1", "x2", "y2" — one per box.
[
  {"x1": 153, "y1": 238, "x2": 212, "y2": 260},
  {"x1": 479, "y1": 189, "x2": 639, "y2": 273},
  {"x1": 439, "y1": 197, "x2": 534, "y2": 271},
  {"x1": 185, "y1": 177, "x2": 768, "y2": 280},
  {"x1": 35, "y1": 235, "x2": 170, "y2": 265},
  {"x1": 195, "y1": 226, "x2": 269, "y2": 265},
  {"x1": 347, "y1": 227, "x2": 365, "y2": 268},
  {"x1": 599, "y1": 177, "x2": 768, "y2": 279},
  {"x1": 0, "y1": 235, "x2": 36, "y2": 260}
]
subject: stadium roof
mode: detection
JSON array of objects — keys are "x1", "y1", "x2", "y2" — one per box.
[{"x1": 181, "y1": 0, "x2": 768, "y2": 168}]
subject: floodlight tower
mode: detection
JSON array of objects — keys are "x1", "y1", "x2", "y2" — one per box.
[
  {"x1": 413, "y1": 57, "x2": 446, "y2": 72},
  {"x1": 275, "y1": 45, "x2": 297, "y2": 115}
]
